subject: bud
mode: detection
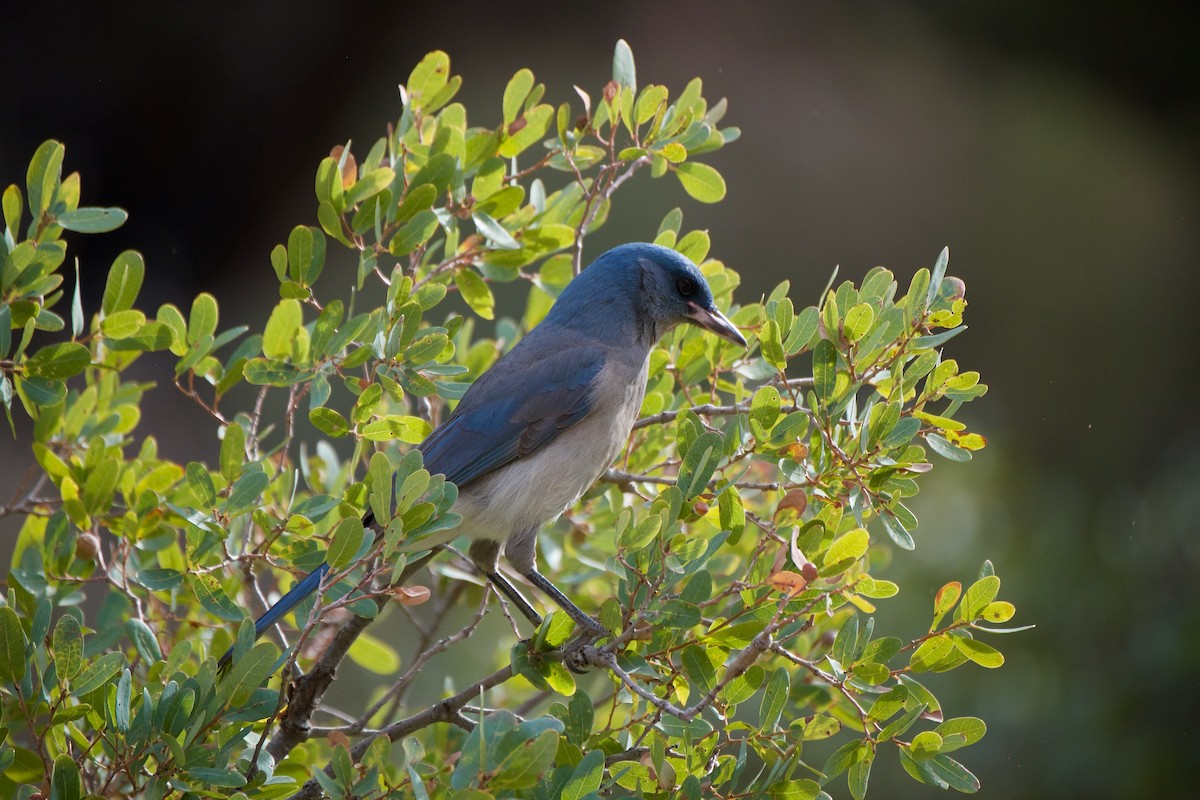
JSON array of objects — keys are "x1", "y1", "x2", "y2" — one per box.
[{"x1": 75, "y1": 532, "x2": 100, "y2": 561}]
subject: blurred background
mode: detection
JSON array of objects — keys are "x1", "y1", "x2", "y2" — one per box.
[{"x1": 2, "y1": 1, "x2": 1197, "y2": 797}]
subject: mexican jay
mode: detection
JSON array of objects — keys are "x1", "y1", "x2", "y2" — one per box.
[{"x1": 219, "y1": 242, "x2": 745, "y2": 668}]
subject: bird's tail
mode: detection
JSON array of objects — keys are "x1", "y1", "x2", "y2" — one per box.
[{"x1": 217, "y1": 562, "x2": 330, "y2": 670}]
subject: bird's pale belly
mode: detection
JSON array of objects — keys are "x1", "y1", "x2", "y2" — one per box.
[{"x1": 404, "y1": 357, "x2": 646, "y2": 567}]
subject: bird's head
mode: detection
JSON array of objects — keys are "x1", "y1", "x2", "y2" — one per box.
[{"x1": 553, "y1": 243, "x2": 746, "y2": 348}]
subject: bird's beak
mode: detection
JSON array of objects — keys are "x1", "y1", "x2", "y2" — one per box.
[{"x1": 687, "y1": 301, "x2": 747, "y2": 347}]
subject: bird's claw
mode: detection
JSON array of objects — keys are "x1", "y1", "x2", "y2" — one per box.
[{"x1": 564, "y1": 641, "x2": 601, "y2": 674}]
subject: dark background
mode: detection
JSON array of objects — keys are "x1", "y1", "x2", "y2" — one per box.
[{"x1": 3, "y1": 1, "x2": 1198, "y2": 797}]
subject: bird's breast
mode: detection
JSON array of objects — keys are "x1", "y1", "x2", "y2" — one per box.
[{"x1": 450, "y1": 355, "x2": 647, "y2": 542}]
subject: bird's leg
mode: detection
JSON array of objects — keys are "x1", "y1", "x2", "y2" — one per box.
[
  {"x1": 485, "y1": 570, "x2": 544, "y2": 627},
  {"x1": 467, "y1": 539, "x2": 542, "y2": 626},
  {"x1": 521, "y1": 569, "x2": 608, "y2": 640}
]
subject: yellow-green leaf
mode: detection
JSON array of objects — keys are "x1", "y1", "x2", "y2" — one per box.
[{"x1": 675, "y1": 162, "x2": 726, "y2": 203}]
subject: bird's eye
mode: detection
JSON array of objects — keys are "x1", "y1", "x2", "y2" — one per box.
[{"x1": 677, "y1": 276, "x2": 697, "y2": 296}]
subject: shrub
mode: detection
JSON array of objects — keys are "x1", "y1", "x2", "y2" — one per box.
[{"x1": 0, "y1": 41, "x2": 1018, "y2": 800}]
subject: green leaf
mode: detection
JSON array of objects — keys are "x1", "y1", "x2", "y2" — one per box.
[
  {"x1": 182, "y1": 768, "x2": 247, "y2": 789},
  {"x1": 956, "y1": 575, "x2": 1001, "y2": 622},
  {"x1": 71, "y1": 651, "x2": 126, "y2": 696},
  {"x1": 126, "y1": 618, "x2": 162, "y2": 663},
  {"x1": 502, "y1": 68, "x2": 534, "y2": 125},
  {"x1": 904, "y1": 268, "x2": 931, "y2": 321},
  {"x1": 327, "y1": 516, "x2": 365, "y2": 569},
  {"x1": 360, "y1": 415, "x2": 432, "y2": 444},
  {"x1": 309, "y1": 407, "x2": 350, "y2": 438},
  {"x1": 848, "y1": 747, "x2": 873, "y2": 800},
  {"x1": 27, "y1": 139, "x2": 64, "y2": 216},
  {"x1": 674, "y1": 162, "x2": 726, "y2": 203},
  {"x1": 406, "y1": 50, "x2": 451, "y2": 110},
  {"x1": 812, "y1": 339, "x2": 837, "y2": 403},
  {"x1": 619, "y1": 513, "x2": 661, "y2": 553},
  {"x1": 636, "y1": 85, "x2": 668, "y2": 125},
  {"x1": 20, "y1": 376, "x2": 66, "y2": 406},
  {"x1": 722, "y1": 664, "x2": 765, "y2": 705},
  {"x1": 678, "y1": 431, "x2": 723, "y2": 498},
  {"x1": 821, "y1": 739, "x2": 867, "y2": 781},
  {"x1": 824, "y1": 528, "x2": 869, "y2": 567},
  {"x1": 3, "y1": 183, "x2": 22, "y2": 234},
  {"x1": 347, "y1": 631, "x2": 402, "y2": 675},
  {"x1": 114, "y1": 668, "x2": 132, "y2": 731},
  {"x1": 951, "y1": 636, "x2": 1005, "y2": 668},
  {"x1": 928, "y1": 754, "x2": 981, "y2": 793},
  {"x1": 473, "y1": 211, "x2": 520, "y2": 250},
  {"x1": 220, "y1": 641, "x2": 279, "y2": 705},
  {"x1": 185, "y1": 462, "x2": 217, "y2": 507},
  {"x1": 909, "y1": 635, "x2": 954, "y2": 673},
  {"x1": 396, "y1": 183, "x2": 437, "y2": 223},
  {"x1": 913, "y1": 326, "x2": 967, "y2": 349},
  {"x1": 24, "y1": 342, "x2": 90, "y2": 379},
  {"x1": 759, "y1": 667, "x2": 789, "y2": 730},
  {"x1": 99, "y1": 309, "x2": 146, "y2": 339},
  {"x1": 0, "y1": 606, "x2": 28, "y2": 684},
  {"x1": 866, "y1": 402, "x2": 900, "y2": 449},
  {"x1": 613, "y1": 39, "x2": 637, "y2": 91},
  {"x1": 878, "y1": 702, "x2": 926, "y2": 742},
  {"x1": 561, "y1": 749, "x2": 604, "y2": 800},
  {"x1": 867, "y1": 685, "x2": 908, "y2": 722},
  {"x1": 409, "y1": 152, "x2": 456, "y2": 194},
  {"x1": 936, "y1": 717, "x2": 987, "y2": 752},
  {"x1": 759, "y1": 319, "x2": 785, "y2": 370},
  {"x1": 489, "y1": 728, "x2": 560, "y2": 790},
  {"x1": 981, "y1": 600, "x2": 1016, "y2": 623},
  {"x1": 749, "y1": 385, "x2": 781, "y2": 434},
  {"x1": 369, "y1": 451, "x2": 393, "y2": 526},
  {"x1": 455, "y1": 268, "x2": 495, "y2": 319},
  {"x1": 344, "y1": 167, "x2": 395, "y2": 208},
  {"x1": 287, "y1": 225, "x2": 326, "y2": 285},
  {"x1": 102, "y1": 250, "x2": 145, "y2": 315},
  {"x1": 220, "y1": 422, "x2": 245, "y2": 481},
  {"x1": 262, "y1": 298, "x2": 302, "y2": 360},
  {"x1": 881, "y1": 511, "x2": 915, "y2": 551},
  {"x1": 682, "y1": 645, "x2": 717, "y2": 691},
  {"x1": 226, "y1": 470, "x2": 270, "y2": 514},
  {"x1": 135, "y1": 568, "x2": 183, "y2": 591},
  {"x1": 843, "y1": 303, "x2": 874, "y2": 341},
  {"x1": 910, "y1": 731, "x2": 943, "y2": 761},
  {"x1": 51, "y1": 753, "x2": 82, "y2": 800},
  {"x1": 192, "y1": 575, "x2": 243, "y2": 623},
  {"x1": 53, "y1": 614, "x2": 83, "y2": 679},
  {"x1": 390, "y1": 209, "x2": 439, "y2": 256},
  {"x1": 542, "y1": 660, "x2": 577, "y2": 696},
  {"x1": 56, "y1": 207, "x2": 127, "y2": 233},
  {"x1": 498, "y1": 104, "x2": 553, "y2": 158},
  {"x1": 928, "y1": 246, "x2": 950, "y2": 305},
  {"x1": 187, "y1": 292, "x2": 219, "y2": 345}
]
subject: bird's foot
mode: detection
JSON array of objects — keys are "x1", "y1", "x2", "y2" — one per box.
[{"x1": 563, "y1": 640, "x2": 603, "y2": 675}]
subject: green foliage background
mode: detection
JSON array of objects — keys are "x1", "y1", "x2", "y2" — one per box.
[{"x1": 3, "y1": 3, "x2": 1198, "y2": 799}]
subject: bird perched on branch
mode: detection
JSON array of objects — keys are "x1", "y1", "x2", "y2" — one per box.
[{"x1": 219, "y1": 242, "x2": 745, "y2": 668}]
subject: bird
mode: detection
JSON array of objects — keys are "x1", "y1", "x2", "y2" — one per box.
[{"x1": 218, "y1": 242, "x2": 745, "y2": 668}]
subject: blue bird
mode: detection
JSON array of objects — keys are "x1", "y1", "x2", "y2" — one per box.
[{"x1": 219, "y1": 243, "x2": 745, "y2": 668}]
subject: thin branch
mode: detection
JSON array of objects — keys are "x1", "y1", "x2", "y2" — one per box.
[
  {"x1": 286, "y1": 665, "x2": 514, "y2": 800},
  {"x1": 264, "y1": 551, "x2": 438, "y2": 762}
]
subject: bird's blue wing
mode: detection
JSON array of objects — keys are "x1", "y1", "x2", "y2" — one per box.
[{"x1": 419, "y1": 341, "x2": 605, "y2": 487}]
